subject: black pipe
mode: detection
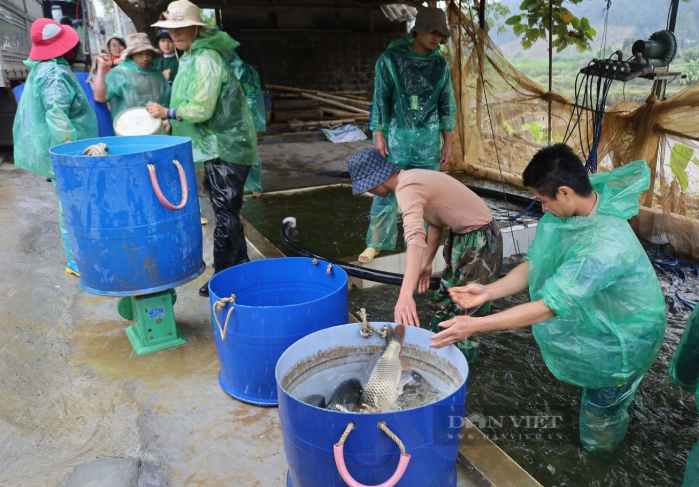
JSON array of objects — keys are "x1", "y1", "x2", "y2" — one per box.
[
  {"x1": 280, "y1": 219, "x2": 442, "y2": 290},
  {"x1": 466, "y1": 184, "x2": 541, "y2": 211}
]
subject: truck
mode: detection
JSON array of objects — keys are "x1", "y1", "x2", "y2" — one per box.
[{"x1": 0, "y1": 0, "x2": 104, "y2": 145}]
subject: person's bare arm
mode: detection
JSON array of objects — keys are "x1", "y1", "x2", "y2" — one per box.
[
  {"x1": 394, "y1": 244, "x2": 424, "y2": 327},
  {"x1": 92, "y1": 55, "x2": 110, "y2": 103},
  {"x1": 418, "y1": 224, "x2": 442, "y2": 293},
  {"x1": 430, "y1": 299, "x2": 554, "y2": 349},
  {"x1": 448, "y1": 260, "x2": 530, "y2": 309}
]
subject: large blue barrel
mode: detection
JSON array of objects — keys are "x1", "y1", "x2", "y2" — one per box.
[
  {"x1": 50, "y1": 136, "x2": 205, "y2": 296},
  {"x1": 12, "y1": 74, "x2": 114, "y2": 137},
  {"x1": 12, "y1": 83, "x2": 24, "y2": 103},
  {"x1": 276, "y1": 323, "x2": 469, "y2": 487},
  {"x1": 209, "y1": 257, "x2": 348, "y2": 406},
  {"x1": 74, "y1": 73, "x2": 115, "y2": 137}
]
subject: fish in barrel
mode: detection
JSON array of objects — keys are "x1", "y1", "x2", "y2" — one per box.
[
  {"x1": 359, "y1": 324, "x2": 406, "y2": 413},
  {"x1": 326, "y1": 378, "x2": 363, "y2": 412}
]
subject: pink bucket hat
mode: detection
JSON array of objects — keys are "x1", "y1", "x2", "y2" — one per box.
[{"x1": 29, "y1": 18, "x2": 80, "y2": 61}]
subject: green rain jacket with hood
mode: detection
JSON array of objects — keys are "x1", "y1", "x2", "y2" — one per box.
[
  {"x1": 371, "y1": 38, "x2": 456, "y2": 168},
  {"x1": 170, "y1": 30, "x2": 257, "y2": 170},
  {"x1": 13, "y1": 57, "x2": 98, "y2": 178},
  {"x1": 526, "y1": 160, "x2": 666, "y2": 390},
  {"x1": 105, "y1": 57, "x2": 170, "y2": 121}
]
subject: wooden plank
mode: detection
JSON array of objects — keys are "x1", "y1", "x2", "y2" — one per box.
[
  {"x1": 458, "y1": 419, "x2": 543, "y2": 487},
  {"x1": 302, "y1": 93, "x2": 370, "y2": 114},
  {"x1": 274, "y1": 108, "x2": 324, "y2": 122},
  {"x1": 274, "y1": 99, "x2": 320, "y2": 111}
]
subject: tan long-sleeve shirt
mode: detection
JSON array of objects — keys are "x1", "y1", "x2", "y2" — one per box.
[{"x1": 395, "y1": 169, "x2": 494, "y2": 248}]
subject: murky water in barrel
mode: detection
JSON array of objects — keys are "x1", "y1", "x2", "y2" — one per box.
[{"x1": 349, "y1": 265, "x2": 699, "y2": 487}]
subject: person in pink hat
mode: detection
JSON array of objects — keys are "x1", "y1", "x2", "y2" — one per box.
[{"x1": 12, "y1": 18, "x2": 98, "y2": 276}]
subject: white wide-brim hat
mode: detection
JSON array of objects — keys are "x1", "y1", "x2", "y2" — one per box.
[{"x1": 152, "y1": 0, "x2": 213, "y2": 29}]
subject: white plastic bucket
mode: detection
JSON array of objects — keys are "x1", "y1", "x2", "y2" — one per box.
[{"x1": 113, "y1": 107, "x2": 167, "y2": 136}]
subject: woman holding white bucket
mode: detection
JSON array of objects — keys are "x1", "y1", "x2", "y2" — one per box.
[
  {"x1": 93, "y1": 33, "x2": 171, "y2": 122},
  {"x1": 146, "y1": 0, "x2": 259, "y2": 297}
]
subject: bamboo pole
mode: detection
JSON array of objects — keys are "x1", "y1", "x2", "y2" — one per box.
[
  {"x1": 321, "y1": 106, "x2": 370, "y2": 117},
  {"x1": 301, "y1": 93, "x2": 370, "y2": 114},
  {"x1": 266, "y1": 83, "x2": 372, "y2": 107},
  {"x1": 318, "y1": 92, "x2": 372, "y2": 107}
]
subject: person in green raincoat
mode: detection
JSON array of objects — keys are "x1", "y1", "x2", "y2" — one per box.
[
  {"x1": 431, "y1": 144, "x2": 666, "y2": 453},
  {"x1": 669, "y1": 308, "x2": 699, "y2": 486},
  {"x1": 146, "y1": 0, "x2": 258, "y2": 297},
  {"x1": 93, "y1": 33, "x2": 170, "y2": 122},
  {"x1": 230, "y1": 47, "x2": 265, "y2": 197},
  {"x1": 13, "y1": 18, "x2": 98, "y2": 276},
  {"x1": 360, "y1": 6, "x2": 456, "y2": 264}
]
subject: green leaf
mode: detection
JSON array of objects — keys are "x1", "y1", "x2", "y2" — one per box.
[
  {"x1": 580, "y1": 17, "x2": 591, "y2": 31},
  {"x1": 505, "y1": 15, "x2": 522, "y2": 26},
  {"x1": 513, "y1": 23, "x2": 527, "y2": 36},
  {"x1": 668, "y1": 142, "x2": 694, "y2": 190}
]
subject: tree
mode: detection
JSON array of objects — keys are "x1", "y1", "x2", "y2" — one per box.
[
  {"x1": 462, "y1": 0, "x2": 512, "y2": 36},
  {"x1": 505, "y1": 0, "x2": 696, "y2": 53},
  {"x1": 505, "y1": 0, "x2": 596, "y2": 52},
  {"x1": 111, "y1": 0, "x2": 168, "y2": 40},
  {"x1": 98, "y1": 0, "x2": 115, "y2": 16}
]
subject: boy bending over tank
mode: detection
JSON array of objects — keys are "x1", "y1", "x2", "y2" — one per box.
[{"x1": 348, "y1": 148, "x2": 502, "y2": 363}]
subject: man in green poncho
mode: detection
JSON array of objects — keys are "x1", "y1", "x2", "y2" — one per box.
[
  {"x1": 146, "y1": 0, "x2": 258, "y2": 297},
  {"x1": 359, "y1": 6, "x2": 456, "y2": 264},
  {"x1": 13, "y1": 18, "x2": 98, "y2": 276},
  {"x1": 230, "y1": 47, "x2": 265, "y2": 197},
  {"x1": 431, "y1": 144, "x2": 666, "y2": 453},
  {"x1": 93, "y1": 33, "x2": 170, "y2": 122}
]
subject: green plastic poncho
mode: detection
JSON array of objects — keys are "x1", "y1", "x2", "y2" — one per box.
[
  {"x1": 527, "y1": 160, "x2": 666, "y2": 390},
  {"x1": 230, "y1": 49, "x2": 266, "y2": 133},
  {"x1": 13, "y1": 58, "x2": 98, "y2": 179},
  {"x1": 105, "y1": 57, "x2": 170, "y2": 121},
  {"x1": 371, "y1": 38, "x2": 456, "y2": 168},
  {"x1": 669, "y1": 307, "x2": 699, "y2": 486},
  {"x1": 170, "y1": 30, "x2": 257, "y2": 171},
  {"x1": 230, "y1": 47, "x2": 265, "y2": 193}
]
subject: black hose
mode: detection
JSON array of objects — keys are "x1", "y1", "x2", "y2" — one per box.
[
  {"x1": 465, "y1": 184, "x2": 541, "y2": 211},
  {"x1": 280, "y1": 220, "x2": 442, "y2": 290}
]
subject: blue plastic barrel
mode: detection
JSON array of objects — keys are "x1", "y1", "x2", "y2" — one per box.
[
  {"x1": 264, "y1": 92, "x2": 272, "y2": 124},
  {"x1": 74, "y1": 73, "x2": 115, "y2": 137},
  {"x1": 209, "y1": 257, "x2": 348, "y2": 406},
  {"x1": 276, "y1": 323, "x2": 469, "y2": 487},
  {"x1": 12, "y1": 83, "x2": 24, "y2": 103},
  {"x1": 50, "y1": 136, "x2": 205, "y2": 296}
]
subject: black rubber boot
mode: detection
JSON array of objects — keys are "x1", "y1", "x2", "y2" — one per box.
[{"x1": 199, "y1": 281, "x2": 209, "y2": 297}]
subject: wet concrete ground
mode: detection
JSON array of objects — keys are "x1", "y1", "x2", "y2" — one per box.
[{"x1": 0, "y1": 141, "x2": 479, "y2": 486}]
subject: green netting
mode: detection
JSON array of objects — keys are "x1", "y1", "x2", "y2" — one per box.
[
  {"x1": 105, "y1": 57, "x2": 170, "y2": 121},
  {"x1": 12, "y1": 58, "x2": 97, "y2": 179},
  {"x1": 371, "y1": 38, "x2": 456, "y2": 168},
  {"x1": 170, "y1": 30, "x2": 258, "y2": 170},
  {"x1": 527, "y1": 161, "x2": 666, "y2": 390}
]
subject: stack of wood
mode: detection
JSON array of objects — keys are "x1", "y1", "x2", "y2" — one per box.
[{"x1": 266, "y1": 84, "x2": 371, "y2": 131}]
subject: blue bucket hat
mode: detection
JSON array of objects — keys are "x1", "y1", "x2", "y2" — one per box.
[{"x1": 347, "y1": 148, "x2": 399, "y2": 195}]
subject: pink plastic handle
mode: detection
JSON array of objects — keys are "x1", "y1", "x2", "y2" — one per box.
[
  {"x1": 148, "y1": 160, "x2": 188, "y2": 211},
  {"x1": 333, "y1": 443, "x2": 411, "y2": 487}
]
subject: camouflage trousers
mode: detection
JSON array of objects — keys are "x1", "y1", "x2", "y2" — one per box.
[{"x1": 428, "y1": 220, "x2": 503, "y2": 363}]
